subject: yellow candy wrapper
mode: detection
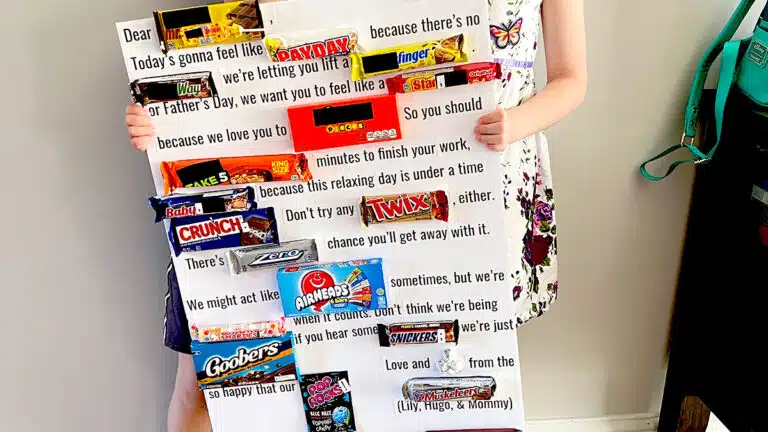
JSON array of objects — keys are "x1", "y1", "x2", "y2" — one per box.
[
  {"x1": 265, "y1": 28, "x2": 358, "y2": 62},
  {"x1": 350, "y1": 34, "x2": 468, "y2": 81}
]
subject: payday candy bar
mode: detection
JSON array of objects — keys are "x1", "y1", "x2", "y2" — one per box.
[
  {"x1": 277, "y1": 258, "x2": 388, "y2": 317},
  {"x1": 191, "y1": 319, "x2": 286, "y2": 342},
  {"x1": 288, "y1": 94, "x2": 401, "y2": 152},
  {"x1": 148, "y1": 187, "x2": 255, "y2": 223},
  {"x1": 402, "y1": 377, "x2": 496, "y2": 403},
  {"x1": 378, "y1": 320, "x2": 459, "y2": 347},
  {"x1": 160, "y1": 154, "x2": 311, "y2": 194},
  {"x1": 168, "y1": 208, "x2": 278, "y2": 256},
  {"x1": 361, "y1": 190, "x2": 448, "y2": 226},
  {"x1": 153, "y1": 1, "x2": 263, "y2": 54},
  {"x1": 350, "y1": 34, "x2": 468, "y2": 81},
  {"x1": 300, "y1": 371, "x2": 357, "y2": 432},
  {"x1": 130, "y1": 72, "x2": 217, "y2": 106},
  {"x1": 228, "y1": 239, "x2": 319, "y2": 274},
  {"x1": 266, "y1": 29, "x2": 358, "y2": 62},
  {"x1": 386, "y1": 62, "x2": 501, "y2": 94},
  {"x1": 191, "y1": 332, "x2": 297, "y2": 389}
]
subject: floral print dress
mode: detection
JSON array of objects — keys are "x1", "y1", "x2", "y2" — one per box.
[{"x1": 489, "y1": 0, "x2": 559, "y2": 327}]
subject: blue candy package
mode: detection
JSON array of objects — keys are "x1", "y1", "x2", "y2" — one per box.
[
  {"x1": 191, "y1": 332, "x2": 297, "y2": 390},
  {"x1": 148, "y1": 187, "x2": 256, "y2": 223},
  {"x1": 300, "y1": 371, "x2": 357, "y2": 432},
  {"x1": 277, "y1": 258, "x2": 388, "y2": 317},
  {"x1": 168, "y1": 207, "x2": 278, "y2": 256}
]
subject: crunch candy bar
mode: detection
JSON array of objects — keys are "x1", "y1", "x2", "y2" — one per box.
[{"x1": 168, "y1": 208, "x2": 278, "y2": 256}]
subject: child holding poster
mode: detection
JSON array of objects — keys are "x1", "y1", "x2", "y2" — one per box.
[{"x1": 124, "y1": 0, "x2": 586, "y2": 430}]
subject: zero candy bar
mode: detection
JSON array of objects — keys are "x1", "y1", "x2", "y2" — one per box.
[
  {"x1": 402, "y1": 377, "x2": 496, "y2": 403},
  {"x1": 386, "y1": 62, "x2": 501, "y2": 94},
  {"x1": 191, "y1": 332, "x2": 297, "y2": 389},
  {"x1": 288, "y1": 95, "x2": 401, "y2": 152},
  {"x1": 361, "y1": 190, "x2": 449, "y2": 226},
  {"x1": 277, "y1": 259, "x2": 388, "y2": 317},
  {"x1": 191, "y1": 319, "x2": 286, "y2": 342},
  {"x1": 377, "y1": 320, "x2": 459, "y2": 347},
  {"x1": 130, "y1": 72, "x2": 217, "y2": 106},
  {"x1": 350, "y1": 34, "x2": 468, "y2": 81},
  {"x1": 300, "y1": 371, "x2": 357, "y2": 432},
  {"x1": 168, "y1": 208, "x2": 278, "y2": 256},
  {"x1": 160, "y1": 154, "x2": 311, "y2": 194},
  {"x1": 148, "y1": 187, "x2": 256, "y2": 223},
  {"x1": 265, "y1": 29, "x2": 358, "y2": 62},
  {"x1": 228, "y1": 239, "x2": 319, "y2": 274},
  {"x1": 153, "y1": 1, "x2": 264, "y2": 53}
]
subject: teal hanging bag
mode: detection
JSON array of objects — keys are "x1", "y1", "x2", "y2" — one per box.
[{"x1": 641, "y1": 0, "x2": 768, "y2": 181}]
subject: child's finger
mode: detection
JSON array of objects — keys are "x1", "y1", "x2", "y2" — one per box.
[
  {"x1": 477, "y1": 107, "x2": 505, "y2": 124},
  {"x1": 475, "y1": 133, "x2": 503, "y2": 146},
  {"x1": 129, "y1": 126, "x2": 155, "y2": 138},
  {"x1": 487, "y1": 143, "x2": 508, "y2": 152},
  {"x1": 126, "y1": 103, "x2": 148, "y2": 117},
  {"x1": 126, "y1": 114, "x2": 154, "y2": 128},
  {"x1": 132, "y1": 136, "x2": 152, "y2": 152},
  {"x1": 474, "y1": 122, "x2": 503, "y2": 136}
]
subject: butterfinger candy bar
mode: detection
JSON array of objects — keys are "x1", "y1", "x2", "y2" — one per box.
[
  {"x1": 266, "y1": 29, "x2": 358, "y2": 62},
  {"x1": 350, "y1": 34, "x2": 468, "y2": 81},
  {"x1": 378, "y1": 320, "x2": 459, "y2": 347},
  {"x1": 168, "y1": 208, "x2": 278, "y2": 256},
  {"x1": 148, "y1": 187, "x2": 255, "y2": 223},
  {"x1": 386, "y1": 62, "x2": 501, "y2": 94},
  {"x1": 191, "y1": 319, "x2": 286, "y2": 342},
  {"x1": 130, "y1": 72, "x2": 217, "y2": 106},
  {"x1": 160, "y1": 154, "x2": 311, "y2": 194},
  {"x1": 361, "y1": 190, "x2": 448, "y2": 227},
  {"x1": 402, "y1": 377, "x2": 496, "y2": 403},
  {"x1": 228, "y1": 239, "x2": 319, "y2": 274}
]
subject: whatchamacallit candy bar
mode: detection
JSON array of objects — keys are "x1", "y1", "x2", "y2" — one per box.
[
  {"x1": 168, "y1": 208, "x2": 278, "y2": 256},
  {"x1": 148, "y1": 187, "x2": 256, "y2": 223},
  {"x1": 154, "y1": 1, "x2": 264, "y2": 54},
  {"x1": 361, "y1": 190, "x2": 449, "y2": 227},
  {"x1": 228, "y1": 239, "x2": 319, "y2": 274},
  {"x1": 386, "y1": 62, "x2": 501, "y2": 94},
  {"x1": 130, "y1": 72, "x2": 217, "y2": 106},
  {"x1": 350, "y1": 34, "x2": 468, "y2": 80},
  {"x1": 300, "y1": 371, "x2": 357, "y2": 432},
  {"x1": 402, "y1": 377, "x2": 496, "y2": 403},
  {"x1": 277, "y1": 259, "x2": 388, "y2": 317},
  {"x1": 265, "y1": 29, "x2": 358, "y2": 62},
  {"x1": 377, "y1": 320, "x2": 459, "y2": 347},
  {"x1": 191, "y1": 332, "x2": 297, "y2": 389},
  {"x1": 191, "y1": 319, "x2": 286, "y2": 342},
  {"x1": 160, "y1": 154, "x2": 312, "y2": 194}
]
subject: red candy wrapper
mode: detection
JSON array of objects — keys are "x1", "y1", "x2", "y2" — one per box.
[
  {"x1": 191, "y1": 319, "x2": 287, "y2": 342},
  {"x1": 386, "y1": 62, "x2": 501, "y2": 94}
]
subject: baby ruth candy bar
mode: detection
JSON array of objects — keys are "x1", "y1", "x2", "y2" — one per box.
[
  {"x1": 148, "y1": 187, "x2": 256, "y2": 223},
  {"x1": 168, "y1": 207, "x2": 278, "y2": 256}
]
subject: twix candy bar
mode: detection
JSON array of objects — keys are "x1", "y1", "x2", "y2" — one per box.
[
  {"x1": 361, "y1": 190, "x2": 449, "y2": 227},
  {"x1": 265, "y1": 28, "x2": 358, "y2": 62},
  {"x1": 386, "y1": 62, "x2": 501, "y2": 94}
]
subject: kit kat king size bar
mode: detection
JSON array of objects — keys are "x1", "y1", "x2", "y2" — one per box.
[
  {"x1": 288, "y1": 95, "x2": 401, "y2": 152},
  {"x1": 130, "y1": 72, "x2": 217, "y2": 106}
]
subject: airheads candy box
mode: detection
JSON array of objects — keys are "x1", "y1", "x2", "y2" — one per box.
[{"x1": 277, "y1": 259, "x2": 388, "y2": 317}]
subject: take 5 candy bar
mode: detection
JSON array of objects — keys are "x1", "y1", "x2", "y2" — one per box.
[
  {"x1": 300, "y1": 371, "x2": 357, "y2": 432},
  {"x1": 288, "y1": 95, "x2": 401, "y2": 152},
  {"x1": 160, "y1": 154, "x2": 312, "y2": 194},
  {"x1": 378, "y1": 320, "x2": 459, "y2": 347},
  {"x1": 148, "y1": 187, "x2": 256, "y2": 223},
  {"x1": 191, "y1": 332, "x2": 297, "y2": 389},
  {"x1": 130, "y1": 72, "x2": 217, "y2": 106},
  {"x1": 386, "y1": 62, "x2": 501, "y2": 94},
  {"x1": 153, "y1": 1, "x2": 264, "y2": 53},
  {"x1": 168, "y1": 208, "x2": 278, "y2": 256},
  {"x1": 350, "y1": 34, "x2": 468, "y2": 81},
  {"x1": 228, "y1": 239, "x2": 319, "y2": 274},
  {"x1": 265, "y1": 29, "x2": 358, "y2": 62},
  {"x1": 277, "y1": 259, "x2": 388, "y2": 317},
  {"x1": 402, "y1": 377, "x2": 496, "y2": 403},
  {"x1": 361, "y1": 190, "x2": 449, "y2": 227}
]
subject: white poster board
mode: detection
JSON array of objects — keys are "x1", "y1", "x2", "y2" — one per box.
[{"x1": 117, "y1": 0, "x2": 526, "y2": 430}]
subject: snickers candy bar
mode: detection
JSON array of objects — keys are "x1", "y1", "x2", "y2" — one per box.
[
  {"x1": 378, "y1": 320, "x2": 459, "y2": 347},
  {"x1": 130, "y1": 71, "x2": 217, "y2": 106},
  {"x1": 402, "y1": 377, "x2": 496, "y2": 403},
  {"x1": 148, "y1": 187, "x2": 256, "y2": 223},
  {"x1": 168, "y1": 207, "x2": 278, "y2": 256},
  {"x1": 361, "y1": 190, "x2": 449, "y2": 227},
  {"x1": 228, "y1": 239, "x2": 319, "y2": 274},
  {"x1": 191, "y1": 319, "x2": 287, "y2": 342}
]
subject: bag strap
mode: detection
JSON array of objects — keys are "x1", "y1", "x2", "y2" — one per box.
[{"x1": 640, "y1": 0, "x2": 757, "y2": 181}]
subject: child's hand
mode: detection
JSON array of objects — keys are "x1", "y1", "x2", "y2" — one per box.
[
  {"x1": 125, "y1": 104, "x2": 154, "y2": 152},
  {"x1": 474, "y1": 107, "x2": 511, "y2": 152}
]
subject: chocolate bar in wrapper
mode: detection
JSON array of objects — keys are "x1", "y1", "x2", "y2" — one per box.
[
  {"x1": 168, "y1": 207, "x2": 278, "y2": 256},
  {"x1": 265, "y1": 29, "x2": 358, "y2": 62},
  {"x1": 361, "y1": 190, "x2": 449, "y2": 227},
  {"x1": 228, "y1": 239, "x2": 319, "y2": 274},
  {"x1": 350, "y1": 34, "x2": 468, "y2": 81},
  {"x1": 402, "y1": 377, "x2": 496, "y2": 402},
  {"x1": 378, "y1": 320, "x2": 459, "y2": 347},
  {"x1": 148, "y1": 187, "x2": 255, "y2": 223},
  {"x1": 191, "y1": 319, "x2": 286, "y2": 342},
  {"x1": 386, "y1": 62, "x2": 501, "y2": 94},
  {"x1": 130, "y1": 72, "x2": 217, "y2": 106}
]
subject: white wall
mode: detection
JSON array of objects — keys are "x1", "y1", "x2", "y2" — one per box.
[{"x1": 0, "y1": 0, "x2": 760, "y2": 430}]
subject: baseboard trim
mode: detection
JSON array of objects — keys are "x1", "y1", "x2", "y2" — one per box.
[{"x1": 526, "y1": 413, "x2": 659, "y2": 432}]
